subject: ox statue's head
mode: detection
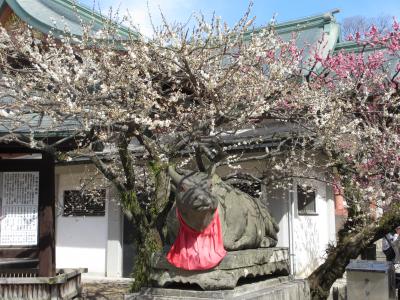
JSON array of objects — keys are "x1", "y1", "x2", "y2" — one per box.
[{"x1": 168, "y1": 166, "x2": 218, "y2": 232}]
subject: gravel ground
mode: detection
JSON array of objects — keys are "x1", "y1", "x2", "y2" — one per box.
[{"x1": 81, "y1": 279, "x2": 132, "y2": 300}]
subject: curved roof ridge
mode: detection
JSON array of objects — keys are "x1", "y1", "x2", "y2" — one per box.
[
  {"x1": 275, "y1": 9, "x2": 340, "y2": 28},
  {"x1": 247, "y1": 9, "x2": 340, "y2": 36}
]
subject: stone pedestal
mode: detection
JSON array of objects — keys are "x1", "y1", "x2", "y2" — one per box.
[
  {"x1": 125, "y1": 276, "x2": 310, "y2": 300},
  {"x1": 150, "y1": 248, "x2": 289, "y2": 290}
]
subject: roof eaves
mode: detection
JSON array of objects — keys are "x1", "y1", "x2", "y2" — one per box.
[
  {"x1": 2, "y1": 0, "x2": 138, "y2": 39},
  {"x1": 0, "y1": 129, "x2": 80, "y2": 138},
  {"x1": 49, "y1": 0, "x2": 135, "y2": 38},
  {"x1": 2, "y1": 0, "x2": 47, "y2": 34},
  {"x1": 334, "y1": 40, "x2": 385, "y2": 54},
  {"x1": 334, "y1": 41, "x2": 361, "y2": 52}
]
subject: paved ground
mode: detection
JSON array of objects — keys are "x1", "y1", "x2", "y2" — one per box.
[{"x1": 81, "y1": 278, "x2": 132, "y2": 300}]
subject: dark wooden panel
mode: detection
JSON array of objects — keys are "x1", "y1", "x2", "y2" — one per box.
[
  {"x1": 0, "y1": 247, "x2": 38, "y2": 259},
  {"x1": 0, "y1": 258, "x2": 39, "y2": 270},
  {"x1": 38, "y1": 152, "x2": 56, "y2": 277}
]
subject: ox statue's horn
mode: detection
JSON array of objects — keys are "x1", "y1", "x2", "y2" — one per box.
[{"x1": 168, "y1": 166, "x2": 184, "y2": 185}]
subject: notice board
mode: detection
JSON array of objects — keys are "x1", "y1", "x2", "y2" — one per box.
[{"x1": 0, "y1": 172, "x2": 39, "y2": 245}]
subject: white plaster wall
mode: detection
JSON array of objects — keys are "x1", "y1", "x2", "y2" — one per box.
[
  {"x1": 264, "y1": 186, "x2": 289, "y2": 248},
  {"x1": 55, "y1": 165, "x2": 109, "y2": 276},
  {"x1": 292, "y1": 178, "x2": 336, "y2": 277},
  {"x1": 265, "y1": 177, "x2": 336, "y2": 278}
]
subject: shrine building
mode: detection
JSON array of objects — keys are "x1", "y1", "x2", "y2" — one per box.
[{"x1": 0, "y1": 0, "x2": 373, "y2": 282}]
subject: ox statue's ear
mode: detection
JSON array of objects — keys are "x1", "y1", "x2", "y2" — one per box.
[{"x1": 168, "y1": 166, "x2": 184, "y2": 185}]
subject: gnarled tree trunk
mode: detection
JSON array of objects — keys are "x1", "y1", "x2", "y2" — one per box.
[
  {"x1": 308, "y1": 204, "x2": 400, "y2": 300},
  {"x1": 128, "y1": 165, "x2": 173, "y2": 292}
]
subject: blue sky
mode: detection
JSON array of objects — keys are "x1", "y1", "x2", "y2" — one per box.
[{"x1": 80, "y1": 0, "x2": 400, "y2": 35}]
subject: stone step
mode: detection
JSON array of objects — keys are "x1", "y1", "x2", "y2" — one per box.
[{"x1": 125, "y1": 276, "x2": 310, "y2": 300}]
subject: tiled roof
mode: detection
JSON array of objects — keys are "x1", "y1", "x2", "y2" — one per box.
[{"x1": 0, "y1": 0, "x2": 137, "y2": 39}]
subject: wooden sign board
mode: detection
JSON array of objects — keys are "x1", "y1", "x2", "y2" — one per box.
[{"x1": 0, "y1": 172, "x2": 39, "y2": 246}]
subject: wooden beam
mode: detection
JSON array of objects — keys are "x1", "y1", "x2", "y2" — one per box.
[
  {"x1": 0, "y1": 144, "x2": 42, "y2": 153},
  {"x1": 38, "y1": 152, "x2": 56, "y2": 277},
  {"x1": 0, "y1": 159, "x2": 42, "y2": 170}
]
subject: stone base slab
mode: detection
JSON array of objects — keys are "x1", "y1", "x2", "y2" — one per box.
[
  {"x1": 150, "y1": 248, "x2": 289, "y2": 290},
  {"x1": 125, "y1": 276, "x2": 310, "y2": 300}
]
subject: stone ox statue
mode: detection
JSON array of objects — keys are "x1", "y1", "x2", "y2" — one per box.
[{"x1": 166, "y1": 167, "x2": 279, "y2": 251}]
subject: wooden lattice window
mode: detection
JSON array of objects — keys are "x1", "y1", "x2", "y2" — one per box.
[{"x1": 63, "y1": 189, "x2": 106, "y2": 216}]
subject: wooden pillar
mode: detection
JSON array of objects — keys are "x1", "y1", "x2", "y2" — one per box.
[{"x1": 38, "y1": 152, "x2": 56, "y2": 277}]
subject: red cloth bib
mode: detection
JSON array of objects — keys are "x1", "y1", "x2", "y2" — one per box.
[{"x1": 166, "y1": 208, "x2": 226, "y2": 270}]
